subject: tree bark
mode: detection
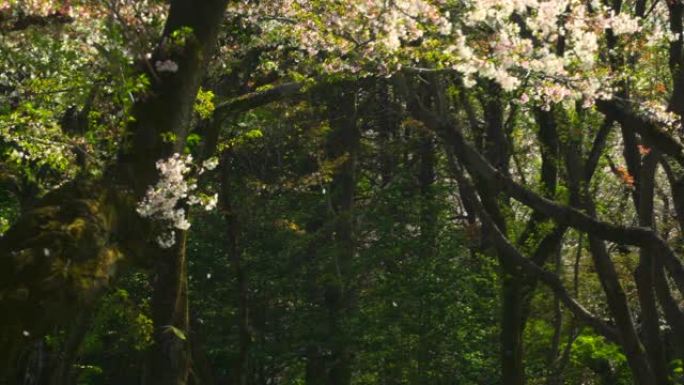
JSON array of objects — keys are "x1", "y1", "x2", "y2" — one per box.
[{"x1": 147, "y1": 231, "x2": 191, "y2": 385}]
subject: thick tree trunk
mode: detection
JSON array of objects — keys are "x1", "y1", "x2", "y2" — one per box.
[
  {"x1": 510, "y1": 108, "x2": 563, "y2": 385},
  {"x1": 377, "y1": 80, "x2": 399, "y2": 187},
  {"x1": 147, "y1": 231, "x2": 191, "y2": 385},
  {"x1": 306, "y1": 347, "x2": 327, "y2": 385},
  {"x1": 415, "y1": 129, "x2": 437, "y2": 383},
  {"x1": 0, "y1": 181, "x2": 124, "y2": 382},
  {"x1": 136, "y1": 1, "x2": 229, "y2": 383}
]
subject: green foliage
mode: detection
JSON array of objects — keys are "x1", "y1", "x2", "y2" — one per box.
[
  {"x1": 186, "y1": 132, "x2": 202, "y2": 148},
  {"x1": 160, "y1": 131, "x2": 177, "y2": 144},
  {"x1": 570, "y1": 332, "x2": 631, "y2": 385},
  {"x1": 194, "y1": 87, "x2": 215, "y2": 120},
  {"x1": 71, "y1": 275, "x2": 152, "y2": 384},
  {"x1": 83, "y1": 288, "x2": 153, "y2": 354},
  {"x1": 170, "y1": 26, "x2": 194, "y2": 48},
  {"x1": 671, "y1": 359, "x2": 684, "y2": 384}
]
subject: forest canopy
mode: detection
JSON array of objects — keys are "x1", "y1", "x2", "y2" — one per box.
[{"x1": 1, "y1": 0, "x2": 684, "y2": 384}]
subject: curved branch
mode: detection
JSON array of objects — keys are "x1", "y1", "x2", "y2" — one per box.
[
  {"x1": 213, "y1": 82, "x2": 306, "y2": 120},
  {"x1": 597, "y1": 99, "x2": 684, "y2": 167}
]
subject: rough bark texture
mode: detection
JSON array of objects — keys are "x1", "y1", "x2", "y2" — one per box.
[
  {"x1": 0, "y1": 181, "x2": 125, "y2": 381},
  {"x1": 147, "y1": 231, "x2": 191, "y2": 385}
]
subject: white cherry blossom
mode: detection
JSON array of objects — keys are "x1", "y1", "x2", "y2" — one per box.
[{"x1": 137, "y1": 153, "x2": 219, "y2": 248}]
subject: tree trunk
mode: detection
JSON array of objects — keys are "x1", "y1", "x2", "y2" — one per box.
[
  {"x1": 322, "y1": 83, "x2": 359, "y2": 385},
  {"x1": 147, "y1": 231, "x2": 191, "y2": 385},
  {"x1": 500, "y1": 276, "x2": 525, "y2": 385},
  {"x1": 633, "y1": 151, "x2": 670, "y2": 385},
  {"x1": 220, "y1": 152, "x2": 250, "y2": 385},
  {"x1": 480, "y1": 85, "x2": 525, "y2": 385}
]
